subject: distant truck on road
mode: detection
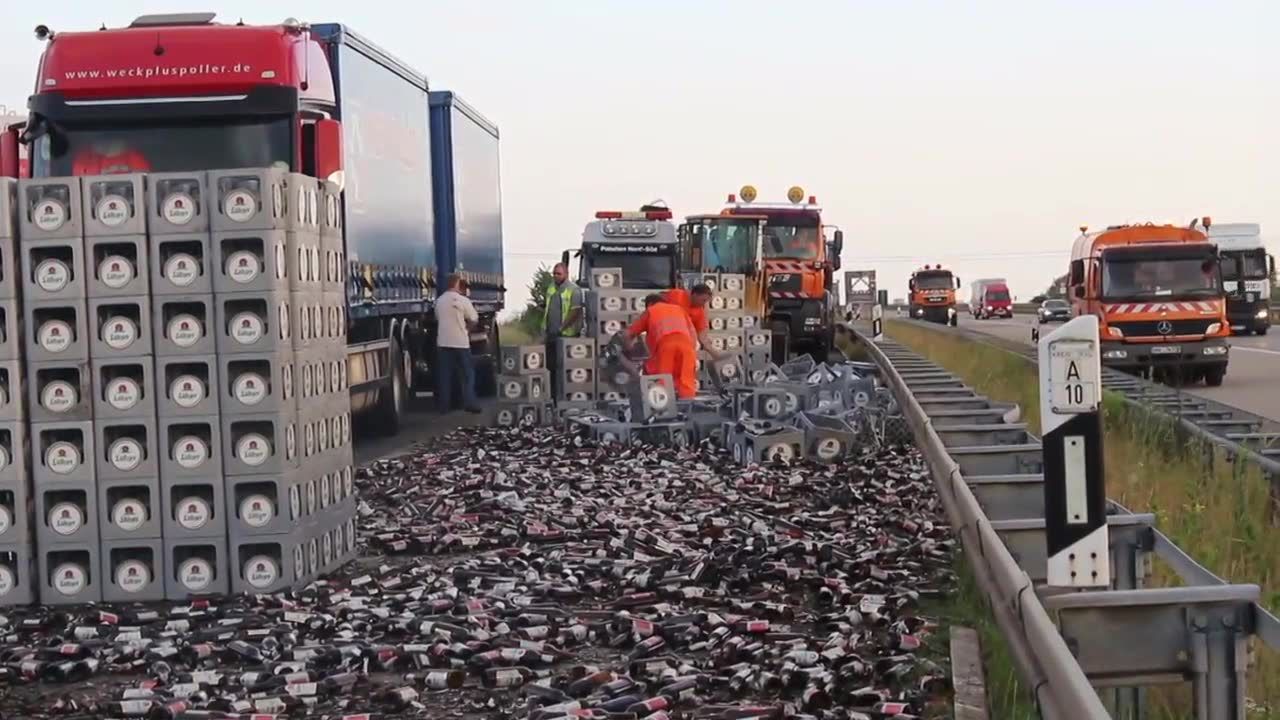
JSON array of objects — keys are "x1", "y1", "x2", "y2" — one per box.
[
  {"x1": 1208, "y1": 223, "x2": 1272, "y2": 336},
  {"x1": 908, "y1": 264, "x2": 961, "y2": 325},
  {"x1": 969, "y1": 278, "x2": 1012, "y2": 319},
  {"x1": 2, "y1": 14, "x2": 506, "y2": 434},
  {"x1": 1067, "y1": 220, "x2": 1229, "y2": 385}
]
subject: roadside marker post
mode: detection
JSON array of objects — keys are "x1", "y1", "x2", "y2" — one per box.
[
  {"x1": 1039, "y1": 315, "x2": 1110, "y2": 588},
  {"x1": 872, "y1": 304, "x2": 884, "y2": 342}
]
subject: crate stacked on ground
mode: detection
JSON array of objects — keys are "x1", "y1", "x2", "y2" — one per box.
[
  {"x1": 0, "y1": 180, "x2": 34, "y2": 605},
  {"x1": 586, "y1": 268, "x2": 649, "y2": 403},
  {"x1": 695, "y1": 272, "x2": 754, "y2": 388},
  {"x1": 556, "y1": 337, "x2": 598, "y2": 410},
  {"x1": 494, "y1": 345, "x2": 551, "y2": 427},
  {"x1": 209, "y1": 168, "x2": 355, "y2": 596}
]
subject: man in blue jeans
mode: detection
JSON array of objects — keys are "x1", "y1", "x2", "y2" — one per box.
[{"x1": 435, "y1": 274, "x2": 482, "y2": 413}]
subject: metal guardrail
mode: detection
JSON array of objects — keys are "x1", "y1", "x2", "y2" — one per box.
[{"x1": 857, "y1": 330, "x2": 1280, "y2": 720}]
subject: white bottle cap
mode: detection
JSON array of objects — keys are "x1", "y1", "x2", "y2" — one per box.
[
  {"x1": 102, "y1": 314, "x2": 140, "y2": 350},
  {"x1": 170, "y1": 374, "x2": 206, "y2": 409},
  {"x1": 35, "y1": 258, "x2": 71, "y2": 293},
  {"x1": 115, "y1": 559, "x2": 151, "y2": 594},
  {"x1": 98, "y1": 254, "x2": 136, "y2": 289},
  {"x1": 52, "y1": 562, "x2": 87, "y2": 596},
  {"x1": 49, "y1": 501, "x2": 85, "y2": 536},
  {"x1": 244, "y1": 555, "x2": 280, "y2": 590},
  {"x1": 173, "y1": 435, "x2": 209, "y2": 470},
  {"x1": 177, "y1": 557, "x2": 214, "y2": 591},
  {"x1": 163, "y1": 253, "x2": 199, "y2": 287},
  {"x1": 106, "y1": 376, "x2": 143, "y2": 411},
  {"x1": 167, "y1": 313, "x2": 203, "y2": 348},
  {"x1": 46, "y1": 440, "x2": 81, "y2": 475},
  {"x1": 41, "y1": 379, "x2": 78, "y2": 413},
  {"x1": 112, "y1": 497, "x2": 148, "y2": 532}
]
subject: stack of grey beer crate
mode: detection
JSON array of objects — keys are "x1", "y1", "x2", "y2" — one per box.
[
  {"x1": 0, "y1": 168, "x2": 356, "y2": 606},
  {"x1": 493, "y1": 344, "x2": 551, "y2": 427}
]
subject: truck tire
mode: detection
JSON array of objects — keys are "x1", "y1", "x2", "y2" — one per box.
[
  {"x1": 1203, "y1": 364, "x2": 1227, "y2": 387},
  {"x1": 475, "y1": 322, "x2": 499, "y2": 398},
  {"x1": 373, "y1": 335, "x2": 407, "y2": 436},
  {"x1": 1258, "y1": 326, "x2": 1269, "y2": 337}
]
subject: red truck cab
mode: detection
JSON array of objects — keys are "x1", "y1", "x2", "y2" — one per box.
[{"x1": 979, "y1": 282, "x2": 1012, "y2": 318}]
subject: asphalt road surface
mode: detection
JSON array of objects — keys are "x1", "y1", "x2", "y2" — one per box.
[
  {"x1": 354, "y1": 393, "x2": 493, "y2": 465},
  {"x1": 956, "y1": 313, "x2": 1280, "y2": 424}
]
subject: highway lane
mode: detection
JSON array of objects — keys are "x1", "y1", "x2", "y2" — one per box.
[{"x1": 957, "y1": 314, "x2": 1280, "y2": 424}]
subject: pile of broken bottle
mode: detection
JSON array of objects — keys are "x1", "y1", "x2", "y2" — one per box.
[{"x1": 0, "y1": 423, "x2": 953, "y2": 719}]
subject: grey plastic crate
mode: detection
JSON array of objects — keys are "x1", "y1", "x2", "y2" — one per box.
[
  {"x1": 161, "y1": 478, "x2": 226, "y2": 539},
  {"x1": 103, "y1": 539, "x2": 165, "y2": 602},
  {"x1": 82, "y1": 173, "x2": 147, "y2": 237},
  {"x1": 32, "y1": 421, "x2": 95, "y2": 485},
  {"x1": 158, "y1": 416, "x2": 223, "y2": 480},
  {"x1": 39, "y1": 545, "x2": 101, "y2": 605},
  {"x1": 288, "y1": 292, "x2": 323, "y2": 351},
  {"x1": 0, "y1": 481, "x2": 32, "y2": 547},
  {"x1": 321, "y1": 232, "x2": 345, "y2": 294},
  {"x1": 148, "y1": 171, "x2": 210, "y2": 234},
  {"x1": 231, "y1": 535, "x2": 306, "y2": 595},
  {"x1": 18, "y1": 178, "x2": 83, "y2": 240},
  {"x1": 226, "y1": 471, "x2": 306, "y2": 536},
  {"x1": 90, "y1": 296, "x2": 153, "y2": 359},
  {"x1": 222, "y1": 412, "x2": 299, "y2": 477},
  {"x1": 0, "y1": 422, "x2": 28, "y2": 489},
  {"x1": 561, "y1": 365, "x2": 597, "y2": 389},
  {"x1": 29, "y1": 360, "x2": 93, "y2": 423},
  {"x1": 150, "y1": 234, "x2": 213, "y2": 295},
  {"x1": 99, "y1": 477, "x2": 161, "y2": 540},
  {"x1": 558, "y1": 337, "x2": 597, "y2": 367},
  {"x1": 209, "y1": 168, "x2": 318, "y2": 233},
  {"x1": 560, "y1": 386, "x2": 597, "y2": 404},
  {"x1": 323, "y1": 292, "x2": 346, "y2": 345},
  {"x1": 218, "y1": 351, "x2": 295, "y2": 416},
  {"x1": 496, "y1": 372, "x2": 550, "y2": 403},
  {"x1": 92, "y1": 357, "x2": 156, "y2": 421},
  {"x1": 0, "y1": 299, "x2": 18, "y2": 361},
  {"x1": 212, "y1": 230, "x2": 291, "y2": 295},
  {"x1": 288, "y1": 231, "x2": 323, "y2": 293},
  {"x1": 86, "y1": 235, "x2": 150, "y2": 298},
  {"x1": 215, "y1": 293, "x2": 292, "y2": 355},
  {"x1": 0, "y1": 544, "x2": 37, "y2": 606},
  {"x1": 96, "y1": 417, "x2": 159, "y2": 480},
  {"x1": 36, "y1": 482, "x2": 100, "y2": 547},
  {"x1": 155, "y1": 355, "x2": 217, "y2": 418},
  {"x1": 163, "y1": 537, "x2": 229, "y2": 600},
  {"x1": 153, "y1": 295, "x2": 216, "y2": 357},
  {"x1": 0, "y1": 179, "x2": 15, "y2": 240},
  {"x1": 594, "y1": 316, "x2": 634, "y2": 338},
  {"x1": 320, "y1": 182, "x2": 343, "y2": 240},
  {"x1": 22, "y1": 237, "x2": 86, "y2": 302},
  {"x1": 0, "y1": 238, "x2": 17, "y2": 299},
  {"x1": 26, "y1": 300, "x2": 89, "y2": 363},
  {"x1": 0, "y1": 360, "x2": 25, "y2": 422},
  {"x1": 297, "y1": 354, "x2": 328, "y2": 409},
  {"x1": 499, "y1": 345, "x2": 548, "y2": 375}
]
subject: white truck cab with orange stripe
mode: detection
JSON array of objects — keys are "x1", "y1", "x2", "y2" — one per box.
[{"x1": 1067, "y1": 220, "x2": 1230, "y2": 385}]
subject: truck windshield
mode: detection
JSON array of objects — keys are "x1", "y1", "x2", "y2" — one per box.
[
  {"x1": 1220, "y1": 250, "x2": 1269, "y2": 280},
  {"x1": 986, "y1": 290, "x2": 1010, "y2": 302},
  {"x1": 1102, "y1": 255, "x2": 1220, "y2": 299},
  {"x1": 32, "y1": 116, "x2": 292, "y2": 176},
  {"x1": 762, "y1": 223, "x2": 820, "y2": 260},
  {"x1": 587, "y1": 253, "x2": 674, "y2": 290},
  {"x1": 703, "y1": 221, "x2": 758, "y2": 274},
  {"x1": 915, "y1": 274, "x2": 954, "y2": 290}
]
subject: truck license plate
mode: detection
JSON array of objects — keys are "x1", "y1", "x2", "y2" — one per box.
[{"x1": 1150, "y1": 345, "x2": 1181, "y2": 355}]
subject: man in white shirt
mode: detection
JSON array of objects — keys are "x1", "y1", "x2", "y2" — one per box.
[{"x1": 436, "y1": 274, "x2": 482, "y2": 414}]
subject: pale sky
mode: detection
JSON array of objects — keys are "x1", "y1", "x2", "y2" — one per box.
[{"x1": 3, "y1": 2, "x2": 1276, "y2": 311}]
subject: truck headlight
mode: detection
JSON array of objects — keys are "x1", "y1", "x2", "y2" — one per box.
[
  {"x1": 1206, "y1": 323, "x2": 1221, "y2": 334},
  {"x1": 1106, "y1": 326, "x2": 1123, "y2": 338},
  {"x1": 915, "y1": 309, "x2": 924, "y2": 317},
  {"x1": 986, "y1": 306, "x2": 993, "y2": 311},
  {"x1": 1103, "y1": 350, "x2": 1128, "y2": 359},
  {"x1": 1256, "y1": 310, "x2": 1269, "y2": 319},
  {"x1": 1202, "y1": 346, "x2": 1228, "y2": 356}
]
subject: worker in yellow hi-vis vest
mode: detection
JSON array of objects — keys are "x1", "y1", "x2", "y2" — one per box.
[{"x1": 542, "y1": 263, "x2": 584, "y2": 399}]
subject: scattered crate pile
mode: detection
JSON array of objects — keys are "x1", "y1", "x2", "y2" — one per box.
[
  {"x1": 0, "y1": 169, "x2": 355, "y2": 605},
  {"x1": 0, "y1": 423, "x2": 953, "y2": 719}
]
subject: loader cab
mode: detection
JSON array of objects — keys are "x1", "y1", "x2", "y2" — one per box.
[{"x1": 569, "y1": 209, "x2": 679, "y2": 290}]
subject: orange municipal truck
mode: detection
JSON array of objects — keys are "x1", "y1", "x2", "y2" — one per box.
[
  {"x1": 908, "y1": 265, "x2": 961, "y2": 325},
  {"x1": 1068, "y1": 220, "x2": 1230, "y2": 385}
]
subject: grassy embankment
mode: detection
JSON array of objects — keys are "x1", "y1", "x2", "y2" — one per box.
[{"x1": 885, "y1": 319, "x2": 1279, "y2": 718}]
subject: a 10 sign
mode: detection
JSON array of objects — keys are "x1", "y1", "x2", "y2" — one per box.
[{"x1": 1049, "y1": 338, "x2": 1098, "y2": 414}]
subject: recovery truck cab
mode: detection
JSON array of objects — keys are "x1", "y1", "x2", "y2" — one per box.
[
  {"x1": 1209, "y1": 222, "x2": 1273, "y2": 336},
  {"x1": 969, "y1": 278, "x2": 1012, "y2": 319},
  {"x1": 721, "y1": 185, "x2": 843, "y2": 361},
  {"x1": 909, "y1": 265, "x2": 961, "y2": 324},
  {"x1": 4, "y1": 14, "x2": 506, "y2": 435},
  {"x1": 569, "y1": 208, "x2": 679, "y2": 291},
  {"x1": 677, "y1": 212, "x2": 767, "y2": 317},
  {"x1": 1068, "y1": 221, "x2": 1230, "y2": 385}
]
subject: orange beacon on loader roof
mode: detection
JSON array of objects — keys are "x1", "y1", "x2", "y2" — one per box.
[{"x1": 1066, "y1": 219, "x2": 1230, "y2": 386}]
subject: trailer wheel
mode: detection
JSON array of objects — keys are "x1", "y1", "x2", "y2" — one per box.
[
  {"x1": 374, "y1": 335, "x2": 407, "y2": 436},
  {"x1": 475, "y1": 322, "x2": 499, "y2": 398},
  {"x1": 1257, "y1": 327, "x2": 1269, "y2": 337}
]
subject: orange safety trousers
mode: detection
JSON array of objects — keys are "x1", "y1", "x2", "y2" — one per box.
[{"x1": 645, "y1": 335, "x2": 698, "y2": 399}]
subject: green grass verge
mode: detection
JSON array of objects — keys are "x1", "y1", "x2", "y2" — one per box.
[
  {"x1": 886, "y1": 319, "x2": 1279, "y2": 718},
  {"x1": 499, "y1": 322, "x2": 537, "y2": 346}
]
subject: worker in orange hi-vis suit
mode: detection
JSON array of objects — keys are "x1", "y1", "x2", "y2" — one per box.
[
  {"x1": 71, "y1": 139, "x2": 152, "y2": 176},
  {"x1": 664, "y1": 284, "x2": 731, "y2": 362},
  {"x1": 624, "y1": 294, "x2": 699, "y2": 398}
]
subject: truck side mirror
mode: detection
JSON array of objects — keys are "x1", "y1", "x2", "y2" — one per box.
[
  {"x1": 0, "y1": 128, "x2": 18, "y2": 178},
  {"x1": 315, "y1": 119, "x2": 344, "y2": 192},
  {"x1": 955, "y1": 276, "x2": 962, "y2": 289},
  {"x1": 1073, "y1": 285, "x2": 1084, "y2": 299},
  {"x1": 832, "y1": 229, "x2": 844, "y2": 255},
  {"x1": 560, "y1": 250, "x2": 570, "y2": 268}
]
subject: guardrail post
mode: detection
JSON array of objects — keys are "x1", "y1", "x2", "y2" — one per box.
[
  {"x1": 1039, "y1": 316, "x2": 1110, "y2": 589},
  {"x1": 1189, "y1": 612, "x2": 1250, "y2": 720}
]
